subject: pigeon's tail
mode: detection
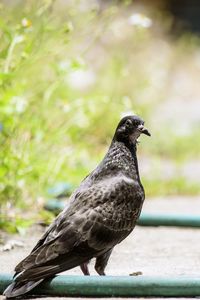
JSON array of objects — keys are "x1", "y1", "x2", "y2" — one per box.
[{"x1": 3, "y1": 278, "x2": 43, "y2": 298}]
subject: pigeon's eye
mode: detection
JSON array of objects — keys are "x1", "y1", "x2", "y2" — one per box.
[{"x1": 125, "y1": 119, "x2": 132, "y2": 128}]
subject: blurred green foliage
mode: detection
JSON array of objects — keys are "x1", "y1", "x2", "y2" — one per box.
[{"x1": 0, "y1": 0, "x2": 200, "y2": 232}]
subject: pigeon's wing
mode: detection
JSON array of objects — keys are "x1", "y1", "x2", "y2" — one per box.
[
  {"x1": 14, "y1": 205, "x2": 71, "y2": 275},
  {"x1": 14, "y1": 176, "x2": 139, "y2": 282},
  {"x1": 29, "y1": 192, "x2": 79, "y2": 255},
  {"x1": 14, "y1": 190, "x2": 82, "y2": 275},
  {"x1": 5, "y1": 201, "x2": 98, "y2": 298},
  {"x1": 14, "y1": 208, "x2": 96, "y2": 280}
]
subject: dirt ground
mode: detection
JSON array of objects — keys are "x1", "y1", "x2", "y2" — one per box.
[{"x1": 1, "y1": 197, "x2": 200, "y2": 300}]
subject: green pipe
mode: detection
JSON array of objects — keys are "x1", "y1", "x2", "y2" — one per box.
[
  {"x1": 1, "y1": 274, "x2": 200, "y2": 297},
  {"x1": 137, "y1": 213, "x2": 200, "y2": 227},
  {"x1": 44, "y1": 199, "x2": 65, "y2": 214},
  {"x1": 45, "y1": 199, "x2": 200, "y2": 227},
  {"x1": 47, "y1": 182, "x2": 74, "y2": 198}
]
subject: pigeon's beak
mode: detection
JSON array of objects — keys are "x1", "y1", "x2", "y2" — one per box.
[{"x1": 137, "y1": 124, "x2": 151, "y2": 136}]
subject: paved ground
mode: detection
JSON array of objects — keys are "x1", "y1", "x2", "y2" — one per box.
[{"x1": 1, "y1": 197, "x2": 200, "y2": 299}]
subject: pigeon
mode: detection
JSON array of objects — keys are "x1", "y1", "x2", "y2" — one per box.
[{"x1": 4, "y1": 115, "x2": 150, "y2": 298}]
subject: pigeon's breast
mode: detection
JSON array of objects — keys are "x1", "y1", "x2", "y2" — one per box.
[{"x1": 93, "y1": 175, "x2": 144, "y2": 231}]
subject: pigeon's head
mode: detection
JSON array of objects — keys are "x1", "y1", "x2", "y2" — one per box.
[{"x1": 114, "y1": 115, "x2": 151, "y2": 145}]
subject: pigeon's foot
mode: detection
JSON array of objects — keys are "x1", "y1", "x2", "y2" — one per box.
[
  {"x1": 80, "y1": 262, "x2": 90, "y2": 275},
  {"x1": 95, "y1": 265, "x2": 106, "y2": 276},
  {"x1": 94, "y1": 249, "x2": 112, "y2": 276}
]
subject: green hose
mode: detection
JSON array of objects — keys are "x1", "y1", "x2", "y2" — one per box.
[
  {"x1": 1, "y1": 274, "x2": 200, "y2": 297},
  {"x1": 45, "y1": 199, "x2": 200, "y2": 227}
]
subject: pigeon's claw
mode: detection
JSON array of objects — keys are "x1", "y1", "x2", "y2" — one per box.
[
  {"x1": 80, "y1": 262, "x2": 90, "y2": 276},
  {"x1": 95, "y1": 249, "x2": 113, "y2": 276}
]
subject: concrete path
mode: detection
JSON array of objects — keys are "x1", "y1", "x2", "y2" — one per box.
[{"x1": 0, "y1": 197, "x2": 200, "y2": 299}]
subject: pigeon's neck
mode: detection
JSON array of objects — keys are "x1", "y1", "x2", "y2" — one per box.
[
  {"x1": 92, "y1": 141, "x2": 141, "y2": 183},
  {"x1": 112, "y1": 141, "x2": 141, "y2": 180}
]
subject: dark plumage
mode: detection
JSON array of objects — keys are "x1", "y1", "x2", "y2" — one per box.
[{"x1": 4, "y1": 115, "x2": 150, "y2": 298}]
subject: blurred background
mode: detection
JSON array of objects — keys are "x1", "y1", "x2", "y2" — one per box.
[{"x1": 1, "y1": 0, "x2": 200, "y2": 233}]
